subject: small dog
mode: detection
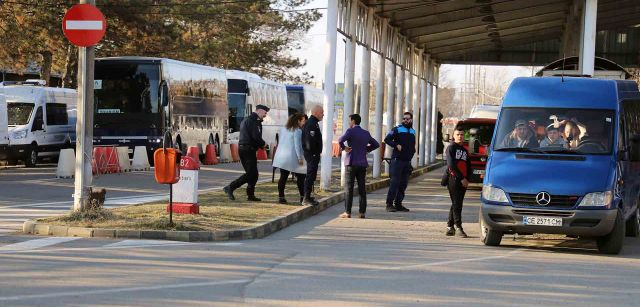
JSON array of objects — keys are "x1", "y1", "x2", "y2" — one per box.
[{"x1": 87, "y1": 187, "x2": 106, "y2": 210}]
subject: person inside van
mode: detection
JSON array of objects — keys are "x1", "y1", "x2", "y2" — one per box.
[
  {"x1": 499, "y1": 119, "x2": 538, "y2": 148},
  {"x1": 539, "y1": 125, "x2": 568, "y2": 148},
  {"x1": 562, "y1": 119, "x2": 588, "y2": 148}
]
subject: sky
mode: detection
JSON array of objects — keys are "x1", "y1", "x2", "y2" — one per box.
[{"x1": 290, "y1": 0, "x2": 539, "y2": 89}]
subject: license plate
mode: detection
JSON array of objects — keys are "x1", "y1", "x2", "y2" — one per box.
[
  {"x1": 522, "y1": 216, "x2": 563, "y2": 227},
  {"x1": 473, "y1": 169, "x2": 485, "y2": 175}
]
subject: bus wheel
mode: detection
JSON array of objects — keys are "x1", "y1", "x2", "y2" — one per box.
[
  {"x1": 208, "y1": 134, "x2": 214, "y2": 145},
  {"x1": 176, "y1": 136, "x2": 183, "y2": 152},
  {"x1": 215, "y1": 134, "x2": 221, "y2": 157},
  {"x1": 625, "y1": 206, "x2": 639, "y2": 237},
  {"x1": 597, "y1": 209, "x2": 625, "y2": 254},
  {"x1": 25, "y1": 144, "x2": 38, "y2": 168}
]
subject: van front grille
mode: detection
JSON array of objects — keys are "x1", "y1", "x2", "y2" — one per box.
[
  {"x1": 512, "y1": 209, "x2": 574, "y2": 218},
  {"x1": 509, "y1": 193, "x2": 579, "y2": 208}
]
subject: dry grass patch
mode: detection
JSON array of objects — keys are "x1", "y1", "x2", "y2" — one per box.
[{"x1": 39, "y1": 171, "x2": 349, "y2": 231}]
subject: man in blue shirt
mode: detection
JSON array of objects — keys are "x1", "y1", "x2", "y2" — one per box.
[
  {"x1": 384, "y1": 112, "x2": 416, "y2": 212},
  {"x1": 338, "y1": 114, "x2": 379, "y2": 218}
]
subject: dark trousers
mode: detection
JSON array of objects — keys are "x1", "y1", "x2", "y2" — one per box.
[
  {"x1": 303, "y1": 153, "x2": 320, "y2": 199},
  {"x1": 278, "y1": 169, "x2": 305, "y2": 198},
  {"x1": 447, "y1": 179, "x2": 467, "y2": 228},
  {"x1": 345, "y1": 165, "x2": 367, "y2": 214},
  {"x1": 229, "y1": 148, "x2": 258, "y2": 193},
  {"x1": 385, "y1": 159, "x2": 412, "y2": 207}
]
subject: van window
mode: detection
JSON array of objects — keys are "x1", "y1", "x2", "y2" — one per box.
[
  {"x1": 7, "y1": 102, "x2": 34, "y2": 125},
  {"x1": 32, "y1": 107, "x2": 44, "y2": 131},
  {"x1": 46, "y1": 103, "x2": 69, "y2": 125},
  {"x1": 455, "y1": 123, "x2": 495, "y2": 145},
  {"x1": 494, "y1": 108, "x2": 614, "y2": 154}
]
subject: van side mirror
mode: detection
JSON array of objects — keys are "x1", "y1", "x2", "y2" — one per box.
[
  {"x1": 469, "y1": 128, "x2": 479, "y2": 136},
  {"x1": 469, "y1": 135, "x2": 480, "y2": 154},
  {"x1": 159, "y1": 81, "x2": 169, "y2": 107},
  {"x1": 444, "y1": 134, "x2": 450, "y2": 142}
]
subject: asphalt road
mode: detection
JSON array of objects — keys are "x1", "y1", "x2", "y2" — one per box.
[{"x1": 0, "y1": 167, "x2": 638, "y2": 306}]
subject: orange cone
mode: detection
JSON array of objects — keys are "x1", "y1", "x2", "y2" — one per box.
[
  {"x1": 204, "y1": 144, "x2": 218, "y2": 165},
  {"x1": 256, "y1": 148, "x2": 268, "y2": 160},
  {"x1": 230, "y1": 144, "x2": 240, "y2": 162},
  {"x1": 186, "y1": 146, "x2": 201, "y2": 167}
]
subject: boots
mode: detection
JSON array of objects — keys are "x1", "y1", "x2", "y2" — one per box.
[
  {"x1": 223, "y1": 186, "x2": 235, "y2": 201},
  {"x1": 246, "y1": 187, "x2": 261, "y2": 202}
]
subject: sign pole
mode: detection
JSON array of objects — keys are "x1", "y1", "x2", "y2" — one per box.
[{"x1": 72, "y1": 0, "x2": 96, "y2": 211}]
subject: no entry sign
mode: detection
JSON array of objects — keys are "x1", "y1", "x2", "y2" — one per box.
[{"x1": 62, "y1": 4, "x2": 106, "y2": 47}]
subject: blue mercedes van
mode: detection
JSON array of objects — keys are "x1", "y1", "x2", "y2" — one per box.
[{"x1": 480, "y1": 77, "x2": 640, "y2": 254}]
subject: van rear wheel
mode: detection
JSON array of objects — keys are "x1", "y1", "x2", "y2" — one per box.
[
  {"x1": 597, "y1": 209, "x2": 625, "y2": 254},
  {"x1": 480, "y1": 214, "x2": 503, "y2": 246},
  {"x1": 24, "y1": 145, "x2": 38, "y2": 168},
  {"x1": 625, "y1": 207, "x2": 639, "y2": 237}
]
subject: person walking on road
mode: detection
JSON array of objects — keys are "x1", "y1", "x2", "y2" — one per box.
[
  {"x1": 224, "y1": 104, "x2": 270, "y2": 202},
  {"x1": 384, "y1": 112, "x2": 416, "y2": 212},
  {"x1": 272, "y1": 113, "x2": 307, "y2": 204},
  {"x1": 338, "y1": 114, "x2": 380, "y2": 219},
  {"x1": 445, "y1": 127, "x2": 471, "y2": 238},
  {"x1": 301, "y1": 105, "x2": 324, "y2": 206}
]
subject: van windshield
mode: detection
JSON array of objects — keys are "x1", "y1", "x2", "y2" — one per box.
[
  {"x1": 7, "y1": 102, "x2": 34, "y2": 125},
  {"x1": 494, "y1": 107, "x2": 614, "y2": 155},
  {"x1": 456, "y1": 122, "x2": 495, "y2": 146}
]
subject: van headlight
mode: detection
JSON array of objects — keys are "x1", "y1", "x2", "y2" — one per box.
[
  {"x1": 482, "y1": 185, "x2": 509, "y2": 203},
  {"x1": 578, "y1": 191, "x2": 613, "y2": 207},
  {"x1": 11, "y1": 130, "x2": 27, "y2": 140}
]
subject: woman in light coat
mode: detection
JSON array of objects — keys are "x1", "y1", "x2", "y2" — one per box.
[{"x1": 272, "y1": 113, "x2": 307, "y2": 204}]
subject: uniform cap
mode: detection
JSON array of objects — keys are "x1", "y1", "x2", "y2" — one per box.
[
  {"x1": 514, "y1": 119, "x2": 527, "y2": 127},
  {"x1": 256, "y1": 104, "x2": 270, "y2": 112}
]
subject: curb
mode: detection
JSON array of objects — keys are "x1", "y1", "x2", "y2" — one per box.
[{"x1": 23, "y1": 161, "x2": 445, "y2": 242}]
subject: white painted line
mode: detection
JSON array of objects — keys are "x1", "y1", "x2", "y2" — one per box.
[
  {"x1": 0, "y1": 279, "x2": 252, "y2": 302},
  {"x1": 65, "y1": 20, "x2": 103, "y2": 30},
  {"x1": 103, "y1": 239, "x2": 187, "y2": 248},
  {"x1": 372, "y1": 248, "x2": 523, "y2": 272},
  {"x1": 0, "y1": 237, "x2": 81, "y2": 252}
]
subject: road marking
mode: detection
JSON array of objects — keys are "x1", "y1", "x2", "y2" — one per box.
[
  {"x1": 0, "y1": 237, "x2": 81, "y2": 252},
  {"x1": 0, "y1": 279, "x2": 252, "y2": 302},
  {"x1": 103, "y1": 239, "x2": 189, "y2": 248},
  {"x1": 372, "y1": 248, "x2": 523, "y2": 272}
]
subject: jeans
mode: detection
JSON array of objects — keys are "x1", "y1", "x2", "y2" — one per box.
[
  {"x1": 385, "y1": 159, "x2": 411, "y2": 207},
  {"x1": 447, "y1": 178, "x2": 467, "y2": 228},
  {"x1": 345, "y1": 165, "x2": 367, "y2": 214}
]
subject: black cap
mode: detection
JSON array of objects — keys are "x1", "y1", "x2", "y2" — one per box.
[{"x1": 256, "y1": 104, "x2": 270, "y2": 112}]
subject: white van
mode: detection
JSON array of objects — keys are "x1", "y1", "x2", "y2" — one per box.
[
  {"x1": 3, "y1": 82, "x2": 76, "y2": 167},
  {"x1": 0, "y1": 88, "x2": 9, "y2": 159}
]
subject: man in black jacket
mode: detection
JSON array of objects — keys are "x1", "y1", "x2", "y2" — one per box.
[
  {"x1": 301, "y1": 105, "x2": 324, "y2": 206},
  {"x1": 445, "y1": 127, "x2": 471, "y2": 238},
  {"x1": 224, "y1": 104, "x2": 269, "y2": 201},
  {"x1": 384, "y1": 112, "x2": 416, "y2": 212}
]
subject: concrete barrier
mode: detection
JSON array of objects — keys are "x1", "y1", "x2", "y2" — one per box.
[
  {"x1": 220, "y1": 144, "x2": 232, "y2": 163},
  {"x1": 117, "y1": 146, "x2": 131, "y2": 172},
  {"x1": 131, "y1": 146, "x2": 150, "y2": 171},
  {"x1": 55, "y1": 148, "x2": 75, "y2": 178}
]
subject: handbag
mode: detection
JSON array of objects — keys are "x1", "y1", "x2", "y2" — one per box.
[{"x1": 440, "y1": 167, "x2": 450, "y2": 186}]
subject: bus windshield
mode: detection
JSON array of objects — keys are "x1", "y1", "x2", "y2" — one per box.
[
  {"x1": 228, "y1": 93, "x2": 247, "y2": 133},
  {"x1": 494, "y1": 107, "x2": 614, "y2": 155},
  {"x1": 7, "y1": 103, "x2": 34, "y2": 126},
  {"x1": 94, "y1": 62, "x2": 160, "y2": 127}
]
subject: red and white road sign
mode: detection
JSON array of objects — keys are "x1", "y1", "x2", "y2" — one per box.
[{"x1": 62, "y1": 4, "x2": 106, "y2": 47}]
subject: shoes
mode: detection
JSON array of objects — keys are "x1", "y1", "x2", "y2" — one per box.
[
  {"x1": 455, "y1": 227, "x2": 468, "y2": 238},
  {"x1": 247, "y1": 196, "x2": 262, "y2": 201},
  {"x1": 223, "y1": 186, "x2": 235, "y2": 201},
  {"x1": 302, "y1": 197, "x2": 319, "y2": 206},
  {"x1": 340, "y1": 212, "x2": 351, "y2": 218},
  {"x1": 395, "y1": 205, "x2": 410, "y2": 212},
  {"x1": 246, "y1": 187, "x2": 261, "y2": 202},
  {"x1": 359, "y1": 213, "x2": 365, "y2": 219},
  {"x1": 278, "y1": 197, "x2": 287, "y2": 204},
  {"x1": 446, "y1": 227, "x2": 455, "y2": 236},
  {"x1": 385, "y1": 205, "x2": 397, "y2": 212}
]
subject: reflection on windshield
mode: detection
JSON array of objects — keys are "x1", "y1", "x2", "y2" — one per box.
[
  {"x1": 94, "y1": 63, "x2": 160, "y2": 115},
  {"x1": 7, "y1": 103, "x2": 34, "y2": 125},
  {"x1": 228, "y1": 93, "x2": 246, "y2": 133},
  {"x1": 494, "y1": 108, "x2": 614, "y2": 154}
]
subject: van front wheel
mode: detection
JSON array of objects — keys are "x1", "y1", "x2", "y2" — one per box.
[
  {"x1": 24, "y1": 145, "x2": 38, "y2": 168},
  {"x1": 480, "y1": 214, "x2": 503, "y2": 246},
  {"x1": 597, "y1": 209, "x2": 625, "y2": 254}
]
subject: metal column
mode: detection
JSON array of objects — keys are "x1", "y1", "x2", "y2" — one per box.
[
  {"x1": 340, "y1": 0, "x2": 358, "y2": 187},
  {"x1": 395, "y1": 65, "x2": 404, "y2": 124},
  {"x1": 579, "y1": 0, "x2": 598, "y2": 76},
  {"x1": 320, "y1": 0, "x2": 338, "y2": 190},
  {"x1": 384, "y1": 63, "x2": 396, "y2": 175},
  {"x1": 359, "y1": 7, "x2": 374, "y2": 131},
  {"x1": 429, "y1": 64, "x2": 439, "y2": 163},
  {"x1": 418, "y1": 54, "x2": 430, "y2": 167},
  {"x1": 373, "y1": 20, "x2": 387, "y2": 179}
]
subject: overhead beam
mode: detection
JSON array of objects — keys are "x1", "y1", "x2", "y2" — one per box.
[
  {"x1": 374, "y1": 0, "x2": 513, "y2": 18},
  {"x1": 437, "y1": 34, "x2": 563, "y2": 58},
  {"x1": 429, "y1": 28, "x2": 563, "y2": 54},
  {"x1": 413, "y1": 11, "x2": 567, "y2": 44}
]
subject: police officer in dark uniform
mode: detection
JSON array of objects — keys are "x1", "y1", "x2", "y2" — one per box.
[
  {"x1": 301, "y1": 105, "x2": 324, "y2": 206},
  {"x1": 384, "y1": 112, "x2": 416, "y2": 212},
  {"x1": 224, "y1": 104, "x2": 269, "y2": 201}
]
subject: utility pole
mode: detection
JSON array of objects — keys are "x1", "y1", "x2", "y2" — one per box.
[{"x1": 72, "y1": 0, "x2": 96, "y2": 211}]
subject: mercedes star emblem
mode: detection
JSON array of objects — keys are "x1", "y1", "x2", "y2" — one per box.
[{"x1": 536, "y1": 192, "x2": 551, "y2": 206}]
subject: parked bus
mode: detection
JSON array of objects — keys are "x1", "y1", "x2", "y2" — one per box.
[
  {"x1": 285, "y1": 85, "x2": 323, "y2": 116},
  {"x1": 226, "y1": 70, "x2": 288, "y2": 148},
  {"x1": 480, "y1": 76, "x2": 640, "y2": 254},
  {"x1": 93, "y1": 57, "x2": 228, "y2": 159}
]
